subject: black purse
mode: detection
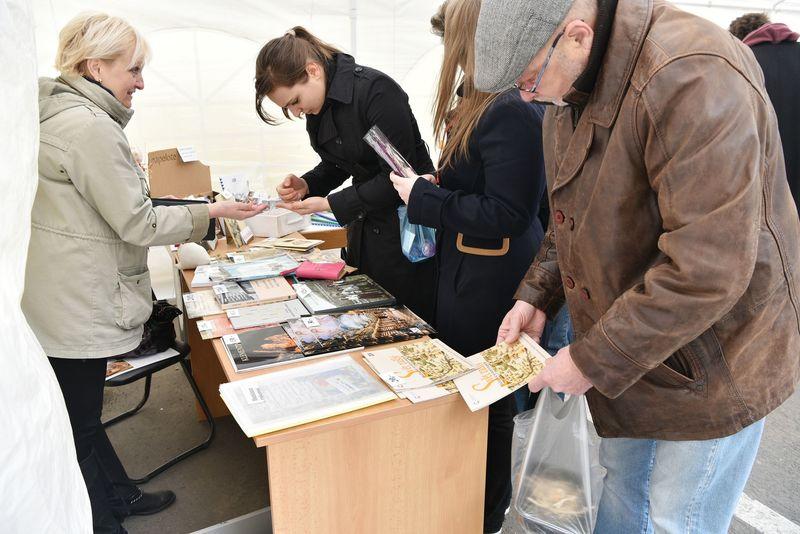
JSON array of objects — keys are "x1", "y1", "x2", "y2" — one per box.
[{"x1": 118, "y1": 298, "x2": 182, "y2": 358}]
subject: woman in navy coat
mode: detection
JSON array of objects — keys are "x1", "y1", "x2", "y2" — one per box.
[{"x1": 392, "y1": 1, "x2": 546, "y2": 531}]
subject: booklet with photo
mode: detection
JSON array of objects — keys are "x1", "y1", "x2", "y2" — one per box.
[
  {"x1": 284, "y1": 306, "x2": 434, "y2": 356},
  {"x1": 219, "y1": 355, "x2": 397, "y2": 437},
  {"x1": 268, "y1": 236, "x2": 325, "y2": 252},
  {"x1": 219, "y1": 254, "x2": 299, "y2": 281},
  {"x1": 221, "y1": 326, "x2": 304, "y2": 373},
  {"x1": 454, "y1": 333, "x2": 549, "y2": 412},
  {"x1": 293, "y1": 274, "x2": 396, "y2": 314},
  {"x1": 191, "y1": 264, "x2": 226, "y2": 288},
  {"x1": 106, "y1": 348, "x2": 180, "y2": 380},
  {"x1": 226, "y1": 299, "x2": 309, "y2": 330},
  {"x1": 362, "y1": 338, "x2": 473, "y2": 403},
  {"x1": 212, "y1": 277, "x2": 296, "y2": 311},
  {"x1": 195, "y1": 315, "x2": 261, "y2": 340},
  {"x1": 248, "y1": 277, "x2": 296, "y2": 303},
  {"x1": 183, "y1": 290, "x2": 224, "y2": 319}
]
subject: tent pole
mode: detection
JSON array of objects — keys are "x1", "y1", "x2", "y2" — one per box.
[{"x1": 350, "y1": 0, "x2": 358, "y2": 56}]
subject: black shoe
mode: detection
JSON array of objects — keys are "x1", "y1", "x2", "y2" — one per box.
[{"x1": 126, "y1": 490, "x2": 176, "y2": 516}]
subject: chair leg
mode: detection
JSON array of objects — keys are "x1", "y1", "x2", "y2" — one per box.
[
  {"x1": 129, "y1": 358, "x2": 216, "y2": 484},
  {"x1": 103, "y1": 375, "x2": 152, "y2": 428}
]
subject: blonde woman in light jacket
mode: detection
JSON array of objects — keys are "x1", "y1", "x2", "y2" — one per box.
[{"x1": 23, "y1": 13, "x2": 264, "y2": 533}]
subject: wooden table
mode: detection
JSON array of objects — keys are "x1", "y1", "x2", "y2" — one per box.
[{"x1": 178, "y1": 228, "x2": 488, "y2": 533}]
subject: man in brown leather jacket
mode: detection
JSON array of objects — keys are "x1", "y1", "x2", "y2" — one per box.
[{"x1": 474, "y1": 0, "x2": 800, "y2": 532}]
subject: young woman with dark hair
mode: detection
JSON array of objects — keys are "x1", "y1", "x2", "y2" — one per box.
[{"x1": 254, "y1": 27, "x2": 435, "y2": 322}]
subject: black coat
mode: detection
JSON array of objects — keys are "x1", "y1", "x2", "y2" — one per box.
[
  {"x1": 302, "y1": 53, "x2": 436, "y2": 322},
  {"x1": 751, "y1": 41, "x2": 800, "y2": 211},
  {"x1": 407, "y1": 92, "x2": 546, "y2": 356}
]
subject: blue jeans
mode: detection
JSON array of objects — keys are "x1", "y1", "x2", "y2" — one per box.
[
  {"x1": 514, "y1": 305, "x2": 573, "y2": 412},
  {"x1": 595, "y1": 419, "x2": 764, "y2": 534}
]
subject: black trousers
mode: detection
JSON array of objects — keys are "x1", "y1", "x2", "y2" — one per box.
[
  {"x1": 484, "y1": 394, "x2": 517, "y2": 532},
  {"x1": 49, "y1": 357, "x2": 138, "y2": 532}
]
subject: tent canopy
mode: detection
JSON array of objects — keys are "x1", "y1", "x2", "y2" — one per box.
[{"x1": 31, "y1": 0, "x2": 800, "y2": 192}]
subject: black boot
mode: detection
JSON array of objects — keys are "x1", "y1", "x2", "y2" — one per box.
[
  {"x1": 78, "y1": 451, "x2": 128, "y2": 534},
  {"x1": 125, "y1": 489, "x2": 176, "y2": 516}
]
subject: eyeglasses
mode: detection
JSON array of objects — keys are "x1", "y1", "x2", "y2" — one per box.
[{"x1": 514, "y1": 31, "x2": 564, "y2": 94}]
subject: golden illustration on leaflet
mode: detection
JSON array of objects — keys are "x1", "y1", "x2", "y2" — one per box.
[
  {"x1": 397, "y1": 340, "x2": 472, "y2": 391},
  {"x1": 481, "y1": 341, "x2": 545, "y2": 389}
]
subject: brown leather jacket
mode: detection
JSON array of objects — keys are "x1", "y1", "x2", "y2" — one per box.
[{"x1": 517, "y1": 0, "x2": 800, "y2": 440}]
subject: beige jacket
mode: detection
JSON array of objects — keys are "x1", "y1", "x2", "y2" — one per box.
[{"x1": 24, "y1": 75, "x2": 210, "y2": 358}]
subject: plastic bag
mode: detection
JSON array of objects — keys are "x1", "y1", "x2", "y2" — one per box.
[
  {"x1": 363, "y1": 125, "x2": 436, "y2": 263},
  {"x1": 506, "y1": 389, "x2": 604, "y2": 534}
]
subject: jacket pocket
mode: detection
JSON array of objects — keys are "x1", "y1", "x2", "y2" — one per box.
[
  {"x1": 114, "y1": 271, "x2": 152, "y2": 330},
  {"x1": 643, "y1": 349, "x2": 698, "y2": 388}
]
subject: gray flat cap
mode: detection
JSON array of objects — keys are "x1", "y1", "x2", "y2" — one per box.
[{"x1": 474, "y1": 0, "x2": 572, "y2": 93}]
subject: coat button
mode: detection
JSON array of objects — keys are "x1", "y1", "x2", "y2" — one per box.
[
  {"x1": 554, "y1": 210, "x2": 565, "y2": 224},
  {"x1": 581, "y1": 288, "x2": 591, "y2": 301},
  {"x1": 372, "y1": 227, "x2": 380, "y2": 235},
  {"x1": 336, "y1": 138, "x2": 342, "y2": 145},
  {"x1": 354, "y1": 66, "x2": 363, "y2": 73},
  {"x1": 568, "y1": 217, "x2": 575, "y2": 231},
  {"x1": 152, "y1": 223, "x2": 157, "y2": 228},
  {"x1": 565, "y1": 276, "x2": 575, "y2": 289}
]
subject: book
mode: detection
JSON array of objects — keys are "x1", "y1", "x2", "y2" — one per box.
[
  {"x1": 284, "y1": 306, "x2": 434, "y2": 356},
  {"x1": 195, "y1": 315, "x2": 261, "y2": 340},
  {"x1": 219, "y1": 254, "x2": 299, "y2": 281},
  {"x1": 269, "y1": 236, "x2": 325, "y2": 251},
  {"x1": 183, "y1": 290, "x2": 224, "y2": 319},
  {"x1": 221, "y1": 326, "x2": 305, "y2": 373},
  {"x1": 191, "y1": 264, "x2": 225, "y2": 288},
  {"x1": 295, "y1": 260, "x2": 346, "y2": 280},
  {"x1": 219, "y1": 355, "x2": 397, "y2": 437},
  {"x1": 293, "y1": 274, "x2": 395, "y2": 314},
  {"x1": 212, "y1": 280, "x2": 258, "y2": 310},
  {"x1": 362, "y1": 339, "x2": 473, "y2": 403},
  {"x1": 211, "y1": 277, "x2": 296, "y2": 311},
  {"x1": 226, "y1": 299, "x2": 310, "y2": 330},
  {"x1": 454, "y1": 334, "x2": 550, "y2": 412}
]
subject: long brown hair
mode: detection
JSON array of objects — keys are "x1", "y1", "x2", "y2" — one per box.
[
  {"x1": 433, "y1": 0, "x2": 500, "y2": 169},
  {"x1": 255, "y1": 26, "x2": 341, "y2": 125}
]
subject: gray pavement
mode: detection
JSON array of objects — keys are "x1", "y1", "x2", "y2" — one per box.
[{"x1": 105, "y1": 364, "x2": 799, "y2": 534}]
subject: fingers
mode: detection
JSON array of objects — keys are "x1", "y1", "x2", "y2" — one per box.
[
  {"x1": 528, "y1": 373, "x2": 545, "y2": 393},
  {"x1": 504, "y1": 314, "x2": 522, "y2": 344}
]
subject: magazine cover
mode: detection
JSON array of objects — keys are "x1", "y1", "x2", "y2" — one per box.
[
  {"x1": 454, "y1": 333, "x2": 549, "y2": 412},
  {"x1": 362, "y1": 338, "x2": 473, "y2": 403},
  {"x1": 219, "y1": 254, "x2": 299, "y2": 281},
  {"x1": 212, "y1": 280, "x2": 258, "y2": 309},
  {"x1": 222, "y1": 326, "x2": 304, "y2": 373},
  {"x1": 293, "y1": 274, "x2": 396, "y2": 313},
  {"x1": 284, "y1": 306, "x2": 434, "y2": 356},
  {"x1": 195, "y1": 315, "x2": 261, "y2": 340},
  {"x1": 226, "y1": 299, "x2": 310, "y2": 330}
]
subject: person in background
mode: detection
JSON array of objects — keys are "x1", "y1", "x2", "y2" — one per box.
[
  {"x1": 390, "y1": 2, "x2": 547, "y2": 531},
  {"x1": 255, "y1": 27, "x2": 436, "y2": 323},
  {"x1": 474, "y1": 0, "x2": 800, "y2": 532},
  {"x1": 24, "y1": 13, "x2": 264, "y2": 534},
  {"x1": 731, "y1": 12, "x2": 800, "y2": 212}
]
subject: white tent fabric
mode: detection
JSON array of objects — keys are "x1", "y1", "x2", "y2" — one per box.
[
  {"x1": 0, "y1": 1, "x2": 91, "y2": 532},
  {"x1": 29, "y1": 1, "x2": 800, "y2": 194}
]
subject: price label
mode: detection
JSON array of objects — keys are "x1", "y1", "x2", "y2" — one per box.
[
  {"x1": 302, "y1": 316, "x2": 320, "y2": 328},
  {"x1": 177, "y1": 146, "x2": 198, "y2": 162},
  {"x1": 295, "y1": 283, "x2": 311, "y2": 298},
  {"x1": 226, "y1": 309, "x2": 241, "y2": 318},
  {"x1": 232, "y1": 254, "x2": 246, "y2": 264},
  {"x1": 222, "y1": 334, "x2": 240, "y2": 345},
  {"x1": 213, "y1": 284, "x2": 228, "y2": 295},
  {"x1": 196, "y1": 320, "x2": 213, "y2": 332}
]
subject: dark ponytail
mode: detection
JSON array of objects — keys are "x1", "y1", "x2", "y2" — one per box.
[{"x1": 255, "y1": 26, "x2": 341, "y2": 125}]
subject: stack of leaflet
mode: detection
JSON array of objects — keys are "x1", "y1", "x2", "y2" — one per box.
[
  {"x1": 293, "y1": 274, "x2": 395, "y2": 314},
  {"x1": 219, "y1": 254, "x2": 299, "y2": 282},
  {"x1": 219, "y1": 355, "x2": 396, "y2": 436}
]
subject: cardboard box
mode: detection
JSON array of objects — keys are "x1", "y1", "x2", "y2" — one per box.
[{"x1": 147, "y1": 148, "x2": 212, "y2": 198}]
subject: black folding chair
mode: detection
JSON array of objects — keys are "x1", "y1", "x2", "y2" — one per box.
[{"x1": 103, "y1": 340, "x2": 215, "y2": 484}]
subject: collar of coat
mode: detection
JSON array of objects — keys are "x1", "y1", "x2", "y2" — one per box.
[
  {"x1": 326, "y1": 53, "x2": 356, "y2": 105},
  {"x1": 58, "y1": 74, "x2": 134, "y2": 128},
  {"x1": 564, "y1": 0, "x2": 651, "y2": 129}
]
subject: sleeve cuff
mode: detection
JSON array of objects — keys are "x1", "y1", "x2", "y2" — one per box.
[
  {"x1": 328, "y1": 186, "x2": 364, "y2": 226},
  {"x1": 570, "y1": 321, "x2": 651, "y2": 399},
  {"x1": 514, "y1": 269, "x2": 565, "y2": 318},
  {"x1": 407, "y1": 178, "x2": 446, "y2": 228},
  {"x1": 186, "y1": 203, "x2": 211, "y2": 242}
]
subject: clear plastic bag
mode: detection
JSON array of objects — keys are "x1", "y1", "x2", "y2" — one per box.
[
  {"x1": 505, "y1": 389, "x2": 604, "y2": 534},
  {"x1": 363, "y1": 125, "x2": 436, "y2": 263}
]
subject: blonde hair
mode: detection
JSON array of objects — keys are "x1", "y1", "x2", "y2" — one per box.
[
  {"x1": 432, "y1": 0, "x2": 499, "y2": 169},
  {"x1": 55, "y1": 12, "x2": 150, "y2": 76}
]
